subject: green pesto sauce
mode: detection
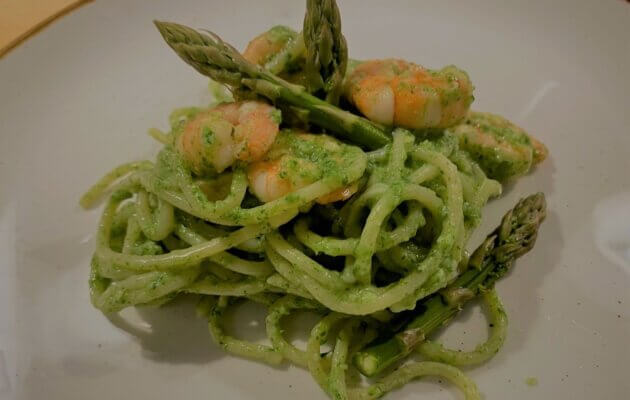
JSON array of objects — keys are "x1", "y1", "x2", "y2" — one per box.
[
  {"x1": 169, "y1": 107, "x2": 202, "y2": 130},
  {"x1": 154, "y1": 148, "x2": 181, "y2": 185},
  {"x1": 89, "y1": 258, "x2": 110, "y2": 292},
  {"x1": 202, "y1": 125, "x2": 215, "y2": 146},
  {"x1": 412, "y1": 130, "x2": 495, "y2": 234},
  {"x1": 436, "y1": 66, "x2": 473, "y2": 109},
  {"x1": 285, "y1": 193, "x2": 300, "y2": 203},
  {"x1": 111, "y1": 190, "x2": 132, "y2": 202},
  {"x1": 132, "y1": 240, "x2": 164, "y2": 256},
  {"x1": 525, "y1": 377, "x2": 538, "y2": 387},
  {"x1": 270, "y1": 108, "x2": 282, "y2": 125},
  {"x1": 109, "y1": 233, "x2": 125, "y2": 253},
  {"x1": 467, "y1": 112, "x2": 531, "y2": 146},
  {"x1": 261, "y1": 25, "x2": 299, "y2": 66},
  {"x1": 207, "y1": 79, "x2": 233, "y2": 104},
  {"x1": 420, "y1": 130, "x2": 459, "y2": 157},
  {"x1": 271, "y1": 130, "x2": 356, "y2": 185},
  {"x1": 266, "y1": 25, "x2": 297, "y2": 42},
  {"x1": 149, "y1": 272, "x2": 168, "y2": 290},
  {"x1": 452, "y1": 112, "x2": 535, "y2": 181}
]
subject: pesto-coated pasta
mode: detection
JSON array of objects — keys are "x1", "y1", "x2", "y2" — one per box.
[{"x1": 82, "y1": 2, "x2": 547, "y2": 398}]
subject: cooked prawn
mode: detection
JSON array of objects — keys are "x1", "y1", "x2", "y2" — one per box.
[
  {"x1": 176, "y1": 101, "x2": 281, "y2": 175},
  {"x1": 243, "y1": 25, "x2": 308, "y2": 85},
  {"x1": 247, "y1": 131, "x2": 359, "y2": 204},
  {"x1": 528, "y1": 135, "x2": 548, "y2": 164},
  {"x1": 451, "y1": 111, "x2": 548, "y2": 181},
  {"x1": 243, "y1": 25, "x2": 297, "y2": 66},
  {"x1": 316, "y1": 183, "x2": 360, "y2": 204},
  {"x1": 344, "y1": 59, "x2": 474, "y2": 130}
]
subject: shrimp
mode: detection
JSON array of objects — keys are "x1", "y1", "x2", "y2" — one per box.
[
  {"x1": 247, "y1": 131, "x2": 359, "y2": 204},
  {"x1": 529, "y1": 135, "x2": 549, "y2": 164},
  {"x1": 243, "y1": 25, "x2": 297, "y2": 66},
  {"x1": 176, "y1": 101, "x2": 281, "y2": 175},
  {"x1": 344, "y1": 59, "x2": 474, "y2": 130},
  {"x1": 451, "y1": 111, "x2": 548, "y2": 181},
  {"x1": 316, "y1": 183, "x2": 360, "y2": 204},
  {"x1": 243, "y1": 25, "x2": 308, "y2": 85}
]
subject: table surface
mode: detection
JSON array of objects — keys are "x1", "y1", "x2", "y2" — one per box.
[{"x1": 0, "y1": 0, "x2": 89, "y2": 57}]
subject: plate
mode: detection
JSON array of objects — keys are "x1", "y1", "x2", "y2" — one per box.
[{"x1": 1, "y1": 0, "x2": 629, "y2": 399}]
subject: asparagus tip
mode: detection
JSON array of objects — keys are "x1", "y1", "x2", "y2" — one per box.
[{"x1": 153, "y1": 20, "x2": 170, "y2": 37}]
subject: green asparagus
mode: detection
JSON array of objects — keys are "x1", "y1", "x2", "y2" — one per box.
[
  {"x1": 303, "y1": 0, "x2": 348, "y2": 104},
  {"x1": 154, "y1": 20, "x2": 390, "y2": 149},
  {"x1": 353, "y1": 193, "x2": 547, "y2": 377}
]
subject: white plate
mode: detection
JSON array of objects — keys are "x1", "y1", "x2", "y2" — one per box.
[{"x1": 1, "y1": 0, "x2": 629, "y2": 399}]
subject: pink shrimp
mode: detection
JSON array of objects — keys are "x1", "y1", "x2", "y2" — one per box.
[{"x1": 176, "y1": 101, "x2": 281, "y2": 175}]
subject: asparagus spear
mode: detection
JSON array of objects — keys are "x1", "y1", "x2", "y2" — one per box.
[
  {"x1": 154, "y1": 20, "x2": 390, "y2": 149},
  {"x1": 303, "y1": 0, "x2": 348, "y2": 104},
  {"x1": 353, "y1": 193, "x2": 547, "y2": 377}
]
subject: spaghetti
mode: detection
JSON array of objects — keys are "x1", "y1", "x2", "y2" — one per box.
[{"x1": 81, "y1": 4, "x2": 547, "y2": 397}]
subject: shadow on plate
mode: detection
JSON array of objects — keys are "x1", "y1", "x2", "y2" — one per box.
[
  {"x1": 107, "y1": 295, "x2": 225, "y2": 364},
  {"x1": 107, "y1": 294, "x2": 320, "y2": 370},
  {"x1": 502, "y1": 210, "x2": 563, "y2": 350}
]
